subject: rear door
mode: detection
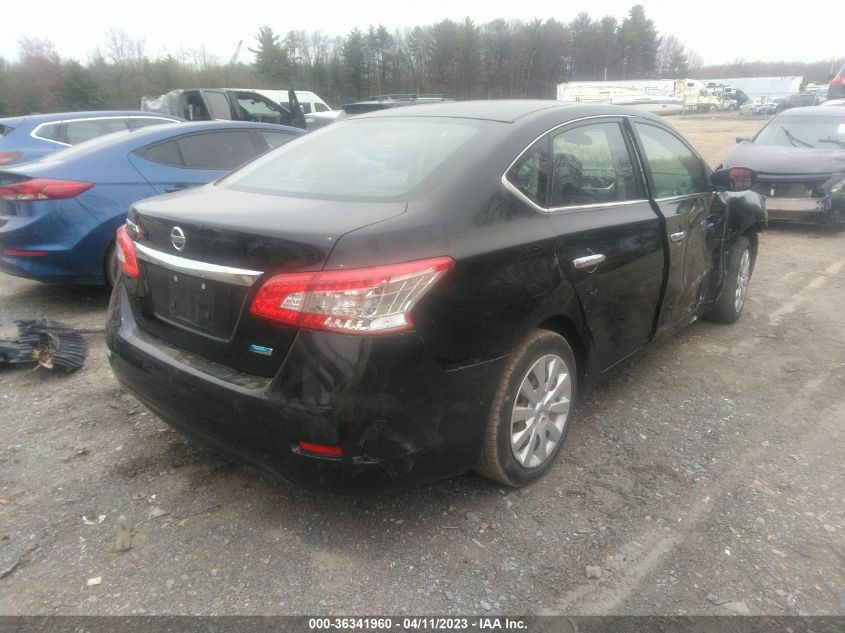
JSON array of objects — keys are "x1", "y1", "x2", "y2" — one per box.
[
  {"x1": 536, "y1": 118, "x2": 664, "y2": 371},
  {"x1": 631, "y1": 121, "x2": 722, "y2": 334},
  {"x1": 199, "y1": 90, "x2": 233, "y2": 120},
  {"x1": 130, "y1": 129, "x2": 264, "y2": 194}
]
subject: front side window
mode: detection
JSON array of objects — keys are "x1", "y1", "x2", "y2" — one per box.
[
  {"x1": 236, "y1": 94, "x2": 285, "y2": 125},
  {"x1": 506, "y1": 138, "x2": 548, "y2": 207},
  {"x1": 635, "y1": 123, "x2": 707, "y2": 198},
  {"x1": 315, "y1": 103, "x2": 330, "y2": 112},
  {"x1": 551, "y1": 122, "x2": 637, "y2": 207},
  {"x1": 223, "y1": 119, "x2": 480, "y2": 199}
]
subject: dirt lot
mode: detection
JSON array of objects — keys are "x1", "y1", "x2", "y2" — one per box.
[{"x1": 0, "y1": 114, "x2": 843, "y2": 616}]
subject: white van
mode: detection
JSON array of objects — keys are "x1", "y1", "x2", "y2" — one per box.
[{"x1": 243, "y1": 90, "x2": 332, "y2": 115}]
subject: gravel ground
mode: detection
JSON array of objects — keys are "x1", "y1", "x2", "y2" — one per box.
[{"x1": 0, "y1": 115, "x2": 843, "y2": 616}]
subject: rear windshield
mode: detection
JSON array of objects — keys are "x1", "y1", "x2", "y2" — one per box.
[
  {"x1": 755, "y1": 115, "x2": 845, "y2": 149},
  {"x1": 221, "y1": 118, "x2": 480, "y2": 199}
]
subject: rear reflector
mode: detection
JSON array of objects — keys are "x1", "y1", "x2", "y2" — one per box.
[
  {"x1": 115, "y1": 225, "x2": 140, "y2": 278},
  {"x1": 0, "y1": 152, "x2": 22, "y2": 166},
  {"x1": 250, "y1": 257, "x2": 453, "y2": 334},
  {"x1": 0, "y1": 178, "x2": 93, "y2": 201},
  {"x1": 1, "y1": 249, "x2": 47, "y2": 257},
  {"x1": 297, "y1": 442, "x2": 343, "y2": 458}
]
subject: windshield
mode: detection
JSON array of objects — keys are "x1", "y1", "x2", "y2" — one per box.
[
  {"x1": 221, "y1": 118, "x2": 481, "y2": 199},
  {"x1": 754, "y1": 116, "x2": 845, "y2": 149}
]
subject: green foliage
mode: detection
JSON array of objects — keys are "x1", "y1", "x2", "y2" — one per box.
[
  {"x1": 57, "y1": 61, "x2": 104, "y2": 110},
  {"x1": 250, "y1": 26, "x2": 290, "y2": 86}
]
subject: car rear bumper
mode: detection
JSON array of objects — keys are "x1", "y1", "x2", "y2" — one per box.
[
  {"x1": 105, "y1": 282, "x2": 505, "y2": 494},
  {"x1": 0, "y1": 201, "x2": 111, "y2": 283}
]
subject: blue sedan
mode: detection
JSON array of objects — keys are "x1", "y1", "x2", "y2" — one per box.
[
  {"x1": 0, "y1": 111, "x2": 182, "y2": 166},
  {"x1": 0, "y1": 121, "x2": 303, "y2": 284}
]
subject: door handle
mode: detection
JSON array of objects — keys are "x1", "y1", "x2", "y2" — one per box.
[
  {"x1": 670, "y1": 231, "x2": 686, "y2": 244},
  {"x1": 573, "y1": 254, "x2": 606, "y2": 269}
]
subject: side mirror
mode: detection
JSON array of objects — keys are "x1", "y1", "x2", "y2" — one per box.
[
  {"x1": 712, "y1": 167, "x2": 757, "y2": 191},
  {"x1": 735, "y1": 136, "x2": 751, "y2": 143}
]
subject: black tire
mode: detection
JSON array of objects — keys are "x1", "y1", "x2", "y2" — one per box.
[
  {"x1": 104, "y1": 241, "x2": 118, "y2": 288},
  {"x1": 705, "y1": 235, "x2": 754, "y2": 324},
  {"x1": 476, "y1": 329, "x2": 578, "y2": 487}
]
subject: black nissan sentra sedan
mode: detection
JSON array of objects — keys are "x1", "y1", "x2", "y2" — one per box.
[{"x1": 106, "y1": 101, "x2": 766, "y2": 494}]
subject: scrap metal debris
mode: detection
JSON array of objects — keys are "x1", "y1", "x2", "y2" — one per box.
[{"x1": 0, "y1": 319, "x2": 89, "y2": 371}]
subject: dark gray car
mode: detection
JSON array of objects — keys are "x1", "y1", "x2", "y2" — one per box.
[{"x1": 721, "y1": 106, "x2": 845, "y2": 225}]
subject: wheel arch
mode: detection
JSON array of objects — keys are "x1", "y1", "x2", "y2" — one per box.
[{"x1": 535, "y1": 314, "x2": 590, "y2": 393}]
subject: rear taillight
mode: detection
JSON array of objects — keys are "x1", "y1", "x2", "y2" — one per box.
[
  {"x1": 250, "y1": 257, "x2": 453, "y2": 334},
  {"x1": 0, "y1": 178, "x2": 93, "y2": 201},
  {"x1": 0, "y1": 152, "x2": 22, "y2": 166},
  {"x1": 296, "y1": 442, "x2": 343, "y2": 458},
  {"x1": 115, "y1": 225, "x2": 140, "y2": 278}
]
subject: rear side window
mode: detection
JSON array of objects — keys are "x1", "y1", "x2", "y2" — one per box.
[
  {"x1": 135, "y1": 140, "x2": 183, "y2": 167},
  {"x1": 33, "y1": 122, "x2": 62, "y2": 142},
  {"x1": 506, "y1": 139, "x2": 548, "y2": 207},
  {"x1": 259, "y1": 131, "x2": 296, "y2": 150},
  {"x1": 0, "y1": 124, "x2": 14, "y2": 138},
  {"x1": 635, "y1": 123, "x2": 707, "y2": 198},
  {"x1": 203, "y1": 92, "x2": 232, "y2": 120},
  {"x1": 551, "y1": 122, "x2": 638, "y2": 207},
  {"x1": 136, "y1": 131, "x2": 260, "y2": 170},
  {"x1": 178, "y1": 131, "x2": 258, "y2": 170},
  {"x1": 65, "y1": 119, "x2": 129, "y2": 145}
]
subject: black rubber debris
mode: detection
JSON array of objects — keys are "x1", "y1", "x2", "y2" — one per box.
[{"x1": 0, "y1": 319, "x2": 89, "y2": 372}]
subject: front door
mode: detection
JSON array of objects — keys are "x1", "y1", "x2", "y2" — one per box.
[
  {"x1": 631, "y1": 121, "x2": 723, "y2": 334},
  {"x1": 542, "y1": 119, "x2": 664, "y2": 371}
]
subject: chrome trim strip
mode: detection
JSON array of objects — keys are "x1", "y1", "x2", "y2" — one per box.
[
  {"x1": 548, "y1": 199, "x2": 650, "y2": 214},
  {"x1": 500, "y1": 113, "x2": 662, "y2": 214},
  {"x1": 30, "y1": 115, "x2": 175, "y2": 145},
  {"x1": 654, "y1": 192, "x2": 709, "y2": 203},
  {"x1": 134, "y1": 243, "x2": 263, "y2": 287}
]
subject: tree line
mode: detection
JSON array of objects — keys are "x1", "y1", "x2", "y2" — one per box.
[{"x1": 0, "y1": 5, "x2": 841, "y2": 117}]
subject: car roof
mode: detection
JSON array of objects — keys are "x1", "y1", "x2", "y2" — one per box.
[
  {"x1": 0, "y1": 111, "x2": 182, "y2": 126},
  {"x1": 28, "y1": 120, "x2": 304, "y2": 163},
  {"x1": 777, "y1": 106, "x2": 845, "y2": 117},
  {"x1": 355, "y1": 100, "x2": 662, "y2": 124}
]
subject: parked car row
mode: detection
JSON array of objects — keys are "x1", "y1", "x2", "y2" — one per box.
[{"x1": 0, "y1": 119, "x2": 303, "y2": 284}]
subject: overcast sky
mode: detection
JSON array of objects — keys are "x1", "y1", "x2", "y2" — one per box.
[{"x1": 1, "y1": 0, "x2": 840, "y2": 68}]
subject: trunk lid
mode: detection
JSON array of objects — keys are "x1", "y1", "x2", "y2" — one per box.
[{"x1": 126, "y1": 184, "x2": 406, "y2": 377}]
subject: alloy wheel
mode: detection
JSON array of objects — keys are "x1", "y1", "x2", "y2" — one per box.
[
  {"x1": 735, "y1": 249, "x2": 751, "y2": 313},
  {"x1": 510, "y1": 354, "x2": 572, "y2": 469}
]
